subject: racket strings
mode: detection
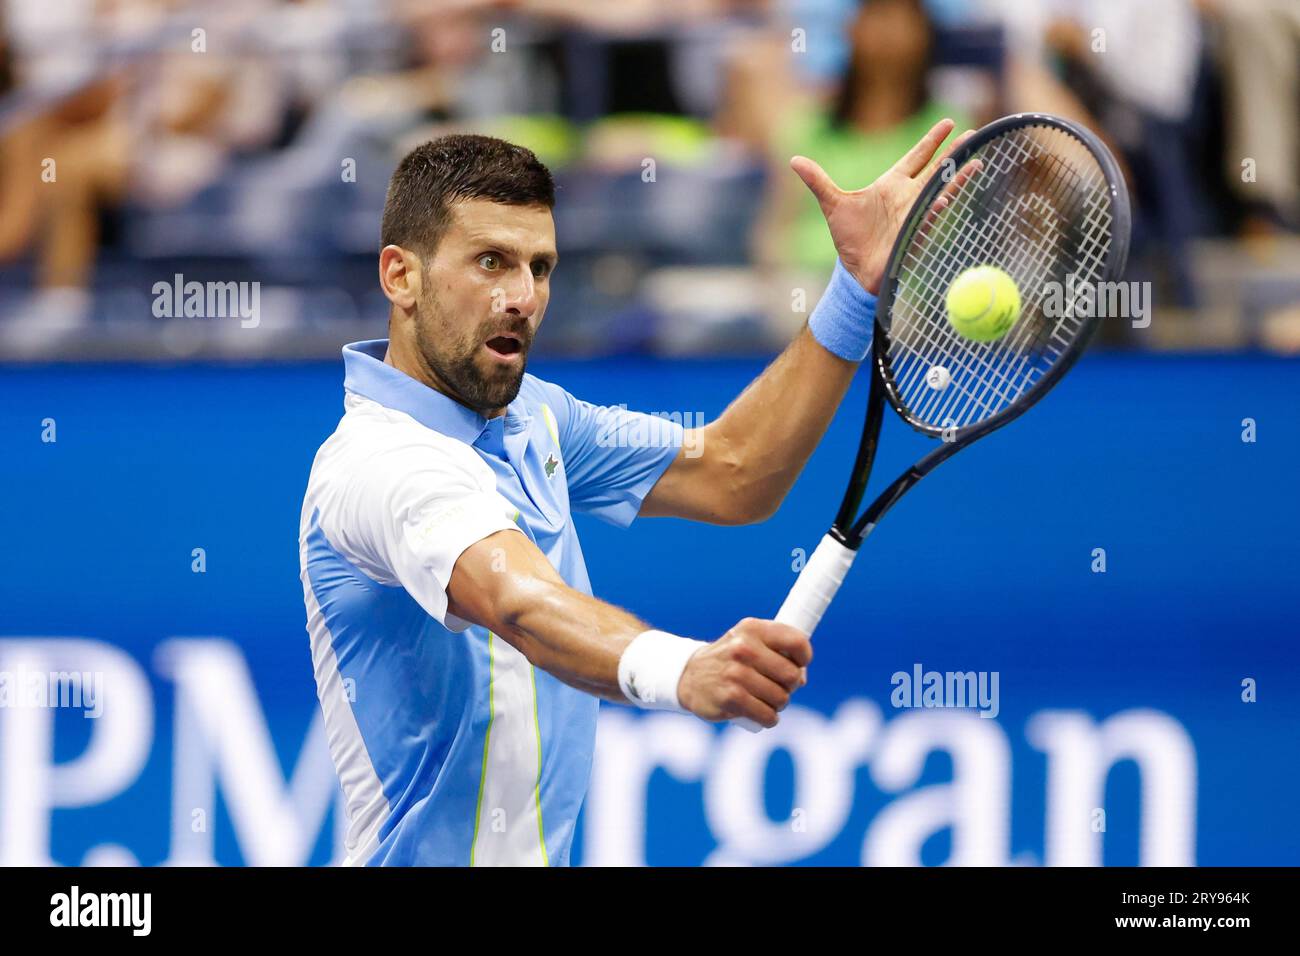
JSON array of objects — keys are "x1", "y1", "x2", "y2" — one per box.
[
  {"x1": 884, "y1": 125, "x2": 1114, "y2": 432},
  {"x1": 927, "y1": 161, "x2": 1095, "y2": 425},
  {"x1": 897, "y1": 136, "x2": 1099, "y2": 423},
  {"x1": 954, "y1": 156, "x2": 1112, "y2": 419},
  {"x1": 889, "y1": 140, "x2": 1067, "y2": 418},
  {"x1": 894, "y1": 136, "x2": 1105, "y2": 427},
  {"x1": 891, "y1": 133, "x2": 1066, "y2": 401},
  {"x1": 902, "y1": 132, "x2": 1094, "y2": 378}
]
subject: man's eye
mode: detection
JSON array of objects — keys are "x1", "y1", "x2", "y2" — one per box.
[
  {"x1": 531, "y1": 262, "x2": 551, "y2": 278},
  {"x1": 478, "y1": 254, "x2": 501, "y2": 271}
]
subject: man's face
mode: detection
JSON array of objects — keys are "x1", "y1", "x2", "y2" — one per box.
[{"x1": 412, "y1": 198, "x2": 557, "y2": 412}]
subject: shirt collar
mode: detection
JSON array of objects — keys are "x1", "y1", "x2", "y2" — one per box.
[{"x1": 342, "y1": 339, "x2": 505, "y2": 445}]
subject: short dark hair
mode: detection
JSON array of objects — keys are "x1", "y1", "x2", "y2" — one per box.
[{"x1": 379, "y1": 134, "x2": 555, "y2": 257}]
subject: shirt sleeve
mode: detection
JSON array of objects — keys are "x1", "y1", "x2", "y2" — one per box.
[
  {"x1": 538, "y1": 382, "x2": 685, "y2": 529},
  {"x1": 343, "y1": 440, "x2": 523, "y2": 631}
]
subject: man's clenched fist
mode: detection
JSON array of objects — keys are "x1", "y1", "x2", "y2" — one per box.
[{"x1": 677, "y1": 618, "x2": 813, "y2": 728}]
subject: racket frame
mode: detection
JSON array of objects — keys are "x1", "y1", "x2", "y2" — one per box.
[
  {"x1": 832, "y1": 112, "x2": 1132, "y2": 550},
  {"x1": 747, "y1": 113, "x2": 1134, "y2": 733}
]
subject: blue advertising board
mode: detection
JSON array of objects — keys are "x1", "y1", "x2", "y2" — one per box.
[{"x1": 1, "y1": 353, "x2": 1296, "y2": 866}]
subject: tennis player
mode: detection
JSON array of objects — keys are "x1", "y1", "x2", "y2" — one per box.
[{"x1": 299, "y1": 122, "x2": 965, "y2": 866}]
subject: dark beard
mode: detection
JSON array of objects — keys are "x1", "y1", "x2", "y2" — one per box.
[
  {"x1": 414, "y1": 298, "x2": 531, "y2": 412},
  {"x1": 428, "y1": 343, "x2": 526, "y2": 411}
]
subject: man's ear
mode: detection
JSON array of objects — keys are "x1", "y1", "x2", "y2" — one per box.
[{"x1": 379, "y1": 245, "x2": 423, "y2": 312}]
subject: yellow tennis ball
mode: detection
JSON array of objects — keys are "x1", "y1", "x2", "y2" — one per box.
[{"x1": 945, "y1": 266, "x2": 1021, "y2": 342}]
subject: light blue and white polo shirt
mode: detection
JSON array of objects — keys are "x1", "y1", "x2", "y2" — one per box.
[{"x1": 298, "y1": 340, "x2": 683, "y2": 866}]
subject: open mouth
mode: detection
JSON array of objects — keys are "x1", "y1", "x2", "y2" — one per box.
[{"x1": 484, "y1": 334, "x2": 524, "y2": 360}]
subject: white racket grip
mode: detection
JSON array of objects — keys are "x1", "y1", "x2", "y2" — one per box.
[
  {"x1": 775, "y1": 533, "x2": 857, "y2": 636},
  {"x1": 734, "y1": 534, "x2": 857, "y2": 733}
]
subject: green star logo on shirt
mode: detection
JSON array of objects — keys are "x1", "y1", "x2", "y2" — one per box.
[{"x1": 544, "y1": 453, "x2": 559, "y2": 479}]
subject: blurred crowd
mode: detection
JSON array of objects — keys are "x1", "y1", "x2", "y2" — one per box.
[{"x1": 1, "y1": 0, "x2": 1298, "y2": 358}]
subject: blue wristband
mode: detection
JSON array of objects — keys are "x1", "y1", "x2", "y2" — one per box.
[{"x1": 808, "y1": 259, "x2": 877, "y2": 361}]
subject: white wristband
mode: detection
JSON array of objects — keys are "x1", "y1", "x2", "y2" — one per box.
[{"x1": 618, "y1": 630, "x2": 707, "y2": 712}]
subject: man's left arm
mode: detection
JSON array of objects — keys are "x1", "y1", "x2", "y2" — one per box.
[
  {"x1": 639, "y1": 270, "x2": 867, "y2": 524},
  {"x1": 642, "y1": 118, "x2": 973, "y2": 525}
]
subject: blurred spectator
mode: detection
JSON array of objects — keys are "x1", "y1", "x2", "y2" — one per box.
[
  {"x1": 0, "y1": 0, "x2": 308, "y2": 313},
  {"x1": 1209, "y1": 0, "x2": 1300, "y2": 234},
  {"x1": 1042, "y1": 0, "x2": 1205, "y2": 307},
  {"x1": 1045, "y1": 1, "x2": 1202, "y2": 127},
  {"x1": 0, "y1": 66, "x2": 130, "y2": 315},
  {"x1": 754, "y1": 0, "x2": 972, "y2": 276},
  {"x1": 927, "y1": 1, "x2": 1203, "y2": 312},
  {"x1": 0, "y1": 0, "x2": 1294, "y2": 357},
  {"x1": 953, "y1": 0, "x2": 1115, "y2": 156},
  {"x1": 129, "y1": 8, "x2": 289, "y2": 208}
]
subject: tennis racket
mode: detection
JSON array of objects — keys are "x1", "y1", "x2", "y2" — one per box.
[{"x1": 740, "y1": 112, "x2": 1131, "y2": 732}]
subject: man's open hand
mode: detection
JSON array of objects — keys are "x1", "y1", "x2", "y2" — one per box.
[
  {"x1": 791, "y1": 118, "x2": 975, "y2": 295},
  {"x1": 677, "y1": 618, "x2": 812, "y2": 728}
]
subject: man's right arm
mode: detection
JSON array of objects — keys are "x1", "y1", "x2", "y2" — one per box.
[{"x1": 446, "y1": 528, "x2": 812, "y2": 728}]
